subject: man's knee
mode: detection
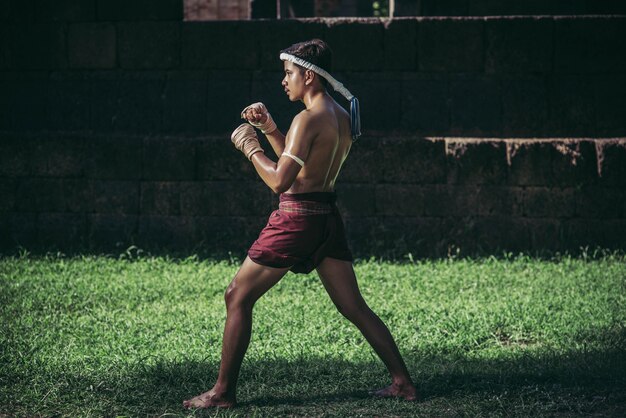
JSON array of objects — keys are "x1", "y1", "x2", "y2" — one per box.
[
  {"x1": 335, "y1": 299, "x2": 370, "y2": 322},
  {"x1": 224, "y1": 280, "x2": 253, "y2": 310}
]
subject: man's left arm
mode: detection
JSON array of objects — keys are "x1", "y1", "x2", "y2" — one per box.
[{"x1": 250, "y1": 113, "x2": 315, "y2": 194}]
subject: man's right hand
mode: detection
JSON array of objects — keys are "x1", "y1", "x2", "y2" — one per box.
[
  {"x1": 231, "y1": 123, "x2": 265, "y2": 161},
  {"x1": 241, "y1": 102, "x2": 277, "y2": 134}
]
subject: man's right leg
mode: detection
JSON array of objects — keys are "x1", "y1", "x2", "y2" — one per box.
[
  {"x1": 183, "y1": 256, "x2": 290, "y2": 409},
  {"x1": 316, "y1": 257, "x2": 418, "y2": 401}
]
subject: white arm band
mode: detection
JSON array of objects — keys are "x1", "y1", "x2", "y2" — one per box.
[{"x1": 282, "y1": 151, "x2": 304, "y2": 167}]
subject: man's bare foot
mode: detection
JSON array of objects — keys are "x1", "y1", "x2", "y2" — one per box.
[
  {"x1": 182, "y1": 388, "x2": 235, "y2": 409},
  {"x1": 369, "y1": 382, "x2": 420, "y2": 401}
]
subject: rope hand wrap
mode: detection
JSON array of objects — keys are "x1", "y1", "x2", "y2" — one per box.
[{"x1": 280, "y1": 52, "x2": 361, "y2": 141}]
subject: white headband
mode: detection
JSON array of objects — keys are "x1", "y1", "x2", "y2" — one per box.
[{"x1": 280, "y1": 52, "x2": 361, "y2": 141}]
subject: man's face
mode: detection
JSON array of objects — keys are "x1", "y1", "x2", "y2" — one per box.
[{"x1": 282, "y1": 61, "x2": 305, "y2": 102}]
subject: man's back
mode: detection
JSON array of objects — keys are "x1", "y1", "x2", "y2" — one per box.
[{"x1": 286, "y1": 95, "x2": 352, "y2": 194}]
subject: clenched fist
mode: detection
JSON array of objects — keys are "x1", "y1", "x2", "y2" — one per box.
[
  {"x1": 231, "y1": 123, "x2": 264, "y2": 160},
  {"x1": 240, "y1": 102, "x2": 277, "y2": 134}
]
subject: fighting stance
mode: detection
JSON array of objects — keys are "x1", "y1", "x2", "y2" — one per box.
[{"x1": 183, "y1": 39, "x2": 418, "y2": 409}]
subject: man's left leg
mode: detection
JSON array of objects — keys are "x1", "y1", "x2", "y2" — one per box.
[{"x1": 183, "y1": 256, "x2": 290, "y2": 408}]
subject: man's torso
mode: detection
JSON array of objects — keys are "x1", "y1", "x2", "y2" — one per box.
[{"x1": 286, "y1": 96, "x2": 352, "y2": 194}]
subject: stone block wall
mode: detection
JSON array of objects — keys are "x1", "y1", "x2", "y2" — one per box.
[
  {"x1": 1, "y1": 134, "x2": 625, "y2": 257},
  {"x1": 1, "y1": 2, "x2": 625, "y2": 256},
  {"x1": 1, "y1": 15, "x2": 625, "y2": 137}
]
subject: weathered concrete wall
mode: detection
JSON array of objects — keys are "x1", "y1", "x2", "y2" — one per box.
[
  {"x1": 2, "y1": 133, "x2": 625, "y2": 256},
  {"x1": 1, "y1": 3, "x2": 625, "y2": 256}
]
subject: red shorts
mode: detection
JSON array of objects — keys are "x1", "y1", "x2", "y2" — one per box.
[{"x1": 248, "y1": 192, "x2": 353, "y2": 274}]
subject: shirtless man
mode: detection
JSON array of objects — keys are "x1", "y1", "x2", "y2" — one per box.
[{"x1": 183, "y1": 39, "x2": 418, "y2": 409}]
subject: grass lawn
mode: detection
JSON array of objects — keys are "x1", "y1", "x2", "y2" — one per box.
[{"x1": 1, "y1": 252, "x2": 625, "y2": 417}]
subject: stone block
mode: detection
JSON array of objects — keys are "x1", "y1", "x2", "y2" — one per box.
[
  {"x1": 47, "y1": 72, "x2": 91, "y2": 131},
  {"x1": 16, "y1": 178, "x2": 65, "y2": 212},
  {"x1": 375, "y1": 185, "x2": 425, "y2": 217},
  {"x1": 473, "y1": 216, "x2": 530, "y2": 254},
  {"x1": 163, "y1": 71, "x2": 208, "y2": 133},
  {"x1": 90, "y1": 71, "x2": 165, "y2": 132},
  {"x1": 597, "y1": 142, "x2": 626, "y2": 186},
  {"x1": 381, "y1": 137, "x2": 447, "y2": 184},
  {"x1": 63, "y1": 180, "x2": 94, "y2": 213},
  {"x1": 551, "y1": 141, "x2": 598, "y2": 186},
  {"x1": 68, "y1": 23, "x2": 116, "y2": 69},
  {"x1": 485, "y1": 18, "x2": 553, "y2": 74},
  {"x1": 97, "y1": 0, "x2": 183, "y2": 21},
  {"x1": 469, "y1": 0, "x2": 586, "y2": 16},
  {"x1": 88, "y1": 214, "x2": 137, "y2": 251},
  {"x1": 0, "y1": 212, "x2": 38, "y2": 251},
  {"x1": 32, "y1": 135, "x2": 88, "y2": 177},
  {"x1": 36, "y1": 0, "x2": 96, "y2": 21},
  {"x1": 256, "y1": 20, "x2": 327, "y2": 71},
  {"x1": 137, "y1": 215, "x2": 197, "y2": 251},
  {"x1": 180, "y1": 181, "x2": 271, "y2": 216},
  {"x1": 326, "y1": 20, "x2": 384, "y2": 71},
  {"x1": 576, "y1": 186, "x2": 626, "y2": 219},
  {"x1": 446, "y1": 141, "x2": 508, "y2": 185},
  {"x1": 400, "y1": 75, "x2": 449, "y2": 134},
  {"x1": 182, "y1": 22, "x2": 258, "y2": 70},
  {"x1": 439, "y1": 216, "x2": 479, "y2": 255},
  {"x1": 562, "y1": 219, "x2": 626, "y2": 251},
  {"x1": 339, "y1": 136, "x2": 384, "y2": 183},
  {"x1": 449, "y1": 76, "x2": 501, "y2": 135},
  {"x1": 0, "y1": 136, "x2": 34, "y2": 177},
  {"x1": 501, "y1": 77, "x2": 549, "y2": 137},
  {"x1": 118, "y1": 22, "x2": 180, "y2": 69},
  {"x1": 384, "y1": 19, "x2": 417, "y2": 71},
  {"x1": 143, "y1": 137, "x2": 196, "y2": 180},
  {"x1": 555, "y1": 17, "x2": 626, "y2": 74},
  {"x1": 194, "y1": 216, "x2": 267, "y2": 255},
  {"x1": 348, "y1": 74, "x2": 402, "y2": 131},
  {"x1": 335, "y1": 184, "x2": 376, "y2": 217},
  {"x1": 0, "y1": 179, "x2": 17, "y2": 212},
  {"x1": 0, "y1": 75, "x2": 49, "y2": 130},
  {"x1": 594, "y1": 75, "x2": 626, "y2": 137},
  {"x1": 1, "y1": 0, "x2": 35, "y2": 22},
  {"x1": 523, "y1": 187, "x2": 575, "y2": 218},
  {"x1": 418, "y1": 19, "x2": 483, "y2": 73},
  {"x1": 92, "y1": 181, "x2": 139, "y2": 214},
  {"x1": 22, "y1": 135, "x2": 52, "y2": 177},
  {"x1": 507, "y1": 142, "x2": 553, "y2": 186},
  {"x1": 528, "y1": 219, "x2": 563, "y2": 253},
  {"x1": 449, "y1": 77, "x2": 502, "y2": 136},
  {"x1": 477, "y1": 186, "x2": 523, "y2": 216},
  {"x1": 87, "y1": 136, "x2": 142, "y2": 180},
  {"x1": 548, "y1": 76, "x2": 596, "y2": 136},
  {"x1": 345, "y1": 216, "x2": 443, "y2": 258},
  {"x1": 584, "y1": 0, "x2": 626, "y2": 14},
  {"x1": 209, "y1": 70, "x2": 254, "y2": 134},
  {"x1": 421, "y1": 0, "x2": 469, "y2": 16},
  {"x1": 2, "y1": 24, "x2": 66, "y2": 69},
  {"x1": 423, "y1": 185, "x2": 479, "y2": 217},
  {"x1": 140, "y1": 181, "x2": 181, "y2": 215},
  {"x1": 37, "y1": 213, "x2": 87, "y2": 249},
  {"x1": 196, "y1": 137, "x2": 257, "y2": 180}
]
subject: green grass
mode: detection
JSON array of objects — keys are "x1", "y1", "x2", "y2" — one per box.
[{"x1": 1, "y1": 252, "x2": 625, "y2": 417}]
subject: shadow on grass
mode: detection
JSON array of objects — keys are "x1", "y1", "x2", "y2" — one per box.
[{"x1": 13, "y1": 329, "x2": 621, "y2": 416}]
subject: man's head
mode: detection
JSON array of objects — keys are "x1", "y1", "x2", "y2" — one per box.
[
  {"x1": 280, "y1": 39, "x2": 332, "y2": 100},
  {"x1": 281, "y1": 39, "x2": 333, "y2": 75}
]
